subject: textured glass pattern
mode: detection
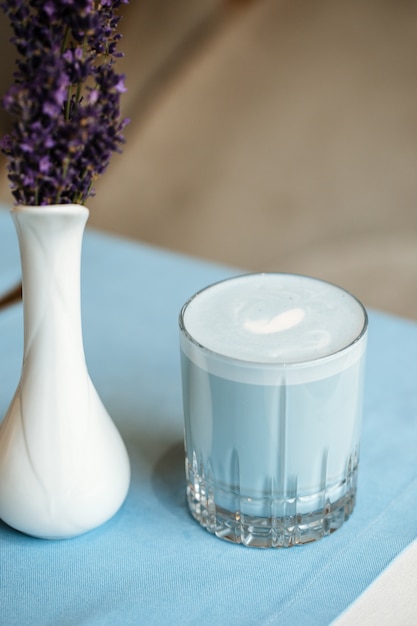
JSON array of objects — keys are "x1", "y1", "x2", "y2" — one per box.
[{"x1": 186, "y1": 448, "x2": 359, "y2": 548}]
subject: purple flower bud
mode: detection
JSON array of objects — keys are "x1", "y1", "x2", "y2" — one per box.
[
  {"x1": 88, "y1": 89, "x2": 99, "y2": 104},
  {"x1": 115, "y1": 77, "x2": 127, "y2": 93},
  {"x1": 42, "y1": 101, "x2": 60, "y2": 117},
  {"x1": 39, "y1": 156, "x2": 51, "y2": 173},
  {"x1": 43, "y1": 2, "x2": 55, "y2": 18}
]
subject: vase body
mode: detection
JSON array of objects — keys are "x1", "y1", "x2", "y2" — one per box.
[{"x1": 0, "y1": 205, "x2": 130, "y2": 539}]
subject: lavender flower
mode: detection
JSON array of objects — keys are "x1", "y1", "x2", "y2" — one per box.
[{"x1": 0, "y1": 0, "x2": 129, "y2": 206}]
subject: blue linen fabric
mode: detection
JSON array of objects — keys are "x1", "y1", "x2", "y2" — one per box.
[{"x1": 0, "y1": 206, "x2": 417, "y2": 625}]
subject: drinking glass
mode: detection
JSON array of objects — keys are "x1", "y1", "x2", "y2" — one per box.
[{"x1": 179, "y1": 273, "x2": 368, "y2": 548}]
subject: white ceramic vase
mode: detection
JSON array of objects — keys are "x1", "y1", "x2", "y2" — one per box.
[{"x1": 0, "y1": 204, "x2": 130, "y2": 539}]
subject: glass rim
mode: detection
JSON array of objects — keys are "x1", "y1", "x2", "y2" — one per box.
[{"x1": 179, "y1": 272, "x2": 368, "y2": 371}]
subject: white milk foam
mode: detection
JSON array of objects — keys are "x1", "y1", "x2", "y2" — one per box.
[{"x1": 182, "y1": 274, "x2": 366, "y2": 365}]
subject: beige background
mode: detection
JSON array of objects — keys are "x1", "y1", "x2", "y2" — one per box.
[{"x1": 1, "y1": 0, "x2": 416, "y2": 319}]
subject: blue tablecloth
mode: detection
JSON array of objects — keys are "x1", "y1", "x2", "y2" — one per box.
[{"x1": 1, "y1": 207, "x2": 417, "y2": 625}]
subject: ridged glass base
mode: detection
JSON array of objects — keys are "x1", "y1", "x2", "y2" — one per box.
[{"x1": 186, "y1": 463, "x2": 358, "y2": 548}]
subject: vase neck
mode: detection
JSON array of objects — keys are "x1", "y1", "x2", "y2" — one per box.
[{"x1": 12, "y1": 206, "x2": 89, "y2": 360}]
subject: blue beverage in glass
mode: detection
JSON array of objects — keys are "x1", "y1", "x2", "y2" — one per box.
[{"x1": 179, "y1": 274, "x2": 367, "y2": 548}]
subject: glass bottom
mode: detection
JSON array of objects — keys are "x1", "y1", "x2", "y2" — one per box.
[{"x1": 186, "y1": 464, "x2": 358, "y2": 548}]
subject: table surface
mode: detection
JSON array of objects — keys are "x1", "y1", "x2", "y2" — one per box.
[{"x1": 1, "y1": 207, "x2": 417, "y2": 626}]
